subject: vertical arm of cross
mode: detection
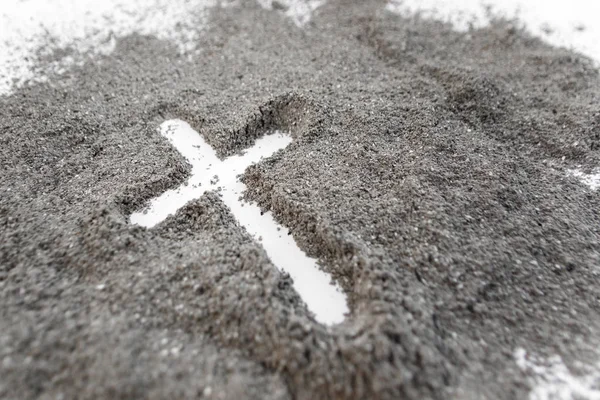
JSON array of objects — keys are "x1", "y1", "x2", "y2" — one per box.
[
  {"x1": 130, "y1": 120, "x2": 221, "y2": 227},
  {"x1": 162, "y1": 120, "x2": 221, "y2": 172}
]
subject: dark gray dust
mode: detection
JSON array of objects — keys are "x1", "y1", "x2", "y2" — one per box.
[{"x1": 1, "y1": 1, "x2": 599, "y2": 399}]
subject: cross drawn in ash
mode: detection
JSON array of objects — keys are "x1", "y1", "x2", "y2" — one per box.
[{"x1": 130, "y1": 120, "x2": 348, "y2": 325}]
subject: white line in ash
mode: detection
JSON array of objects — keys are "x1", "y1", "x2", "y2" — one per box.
[{"x1": 130, "y1": 119, "x2": 349, "y2": 325}]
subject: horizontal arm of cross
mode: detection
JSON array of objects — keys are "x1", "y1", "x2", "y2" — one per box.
[{"x1": 130, "y1": 120, "x2": 292, "y2": 228}]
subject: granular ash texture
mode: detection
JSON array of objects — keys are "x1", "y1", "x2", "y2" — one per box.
[{"x1": 1, "y1": 1, "x2": 599, "y2": 399}]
